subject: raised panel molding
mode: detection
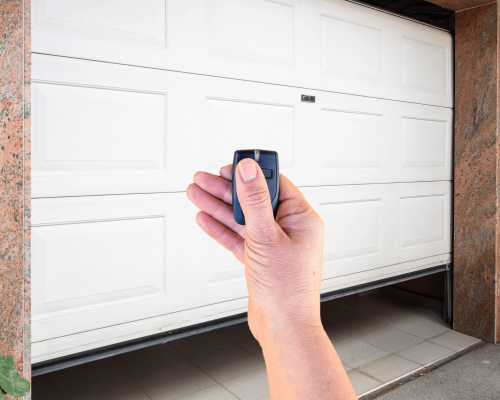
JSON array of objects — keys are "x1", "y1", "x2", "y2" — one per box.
[
  {"x1": 401, "y1": 117, "x2": 447, "y2": 169},
  {"x1": 320, "y1": 109, "x2": 382, "y2": 169},
  {"x1": 400, "y1": 194, "x2": 445, "y2": 248},
  {"x1": 32, "y1": 82, "x2": 167, "y2": 173},
  {"x1": 208, "y1": 0, "x2": 294, "y2": 68},
  {"x1": 321, "y1": 199, "x2": 381, "y2": 263},
  {"x1": 402, "y1": 37, "x2": 448, "y2": 95},
  {"x1": 34, "y1": 0, "x2": 167, "y2": 48},
  {"x1": 33, "y1": 216, "x2": 166, "y2": 315},
  {"x1": 320, "y1": 15, "x2": 382, "y2": 81},
  {"x1": 206, "y1": 97, "x2": 294, "y2": 170}
]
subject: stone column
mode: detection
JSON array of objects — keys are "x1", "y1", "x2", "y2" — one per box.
[
  {"x1": 428, "y1": 0, "x2": 500, "y2": 343},
  {"x1": 0, "y1": 0, "x2": 31, "y2": 397}
]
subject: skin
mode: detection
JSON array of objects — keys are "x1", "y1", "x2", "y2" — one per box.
[{"x1": 186, "y1": 159, "x2": 357, "y2": 400}]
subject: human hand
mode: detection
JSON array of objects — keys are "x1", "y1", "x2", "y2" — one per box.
[{"x1": 186, "y1": 159, "x2": 325, "y2": 345}]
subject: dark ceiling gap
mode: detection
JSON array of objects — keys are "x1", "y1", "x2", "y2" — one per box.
[{"x1": 356, "y1": 0, "x2": 455, "y2": 32}]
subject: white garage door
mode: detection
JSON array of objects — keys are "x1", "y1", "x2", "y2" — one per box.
[{"x1": 31, "y1": 0, "x2": 453, "y2": 362}]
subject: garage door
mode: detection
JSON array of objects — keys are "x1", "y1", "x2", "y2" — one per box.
[{"x1": 31, "y1": 0, "x2": 453, "y2": 362}]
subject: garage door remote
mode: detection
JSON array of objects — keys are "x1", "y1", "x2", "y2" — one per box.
[{"x1": 232, "y1": 150, "x2": 279, "y2": 225}]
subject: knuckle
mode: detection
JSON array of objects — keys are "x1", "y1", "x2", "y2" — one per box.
[{"x1": 243, "y1": 189, "x2": 270, "y2": 206}]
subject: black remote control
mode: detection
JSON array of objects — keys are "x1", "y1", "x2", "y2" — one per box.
[{"x1": 232, "y1": 150, "x2": 279, "y2": 225}]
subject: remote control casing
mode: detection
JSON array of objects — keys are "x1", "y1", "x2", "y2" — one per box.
[{"x1": 232, "y1": 150, "x2": 279, "y2": 225}]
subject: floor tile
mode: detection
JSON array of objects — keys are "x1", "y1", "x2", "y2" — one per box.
[
  {"x1": 132, "y1": 360, "x2": 216, "y2": 400},
  {"x1": 411, "y1": 306, "x2": 447, "y2": 324},
  {"x1": 324, "y1": 326, "x2": 349, "y2": 343},
  {"x1": 113, "y1": 343, "x2": 186, "y2": 375},
  {"x1": 190, "y1": 345, "x2": 265, "y2": 382},
  {"x1": 174, "y1": 384, "x2": 239, "y2": 400},
  {"x1": 354, "y1": 325, "x2": 423, "y2": 353},
  {"x1": 258, "y1": 396, "x2": 271, "y2": 400},
  {"x1": 240, "y1": 339, "x2": 265, "y2": 361},
  {"x1": 216, "y1": 323, "x2": 255, "y2": 344},
  {"x1": 221, "y1": 368, "x2": 269, "y2": 400},
  {"x1": 333, "y1": 337, "x2": 390, "y2": 369},
  {"x1": 328, "y1": 311, "x2": 382, "y2": 335},
  {"x1": 32, "y1": 374, "x2": 61, "y2": 400},
  {"x1": 170, "y1": 331, "x2": 234, "y2": 359},
  {"x1": 62, "y1": 377, "x2": 149, "y2": 400},
  {"x1": 396, "y1": 341, "x2": 454, "y2": 365},
  {"x1": 359, "y1": 355, "x2": 421, "y2": 383},
  {"x1": 428, "y1": 330, "x2": 482, "y2": 350},
  {"x1": 388, "y1": 315, "x2": 450, "y2": 339},
  {"x1": 50, "y1": 357, "x2": 128, "y2": 396},
  {"x1": 348, "y1": 371, "x2": 382, "y2": 396}
]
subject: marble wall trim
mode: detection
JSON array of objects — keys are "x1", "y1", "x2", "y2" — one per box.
[
  {"x1": 0, "y1": 0, "x2": 31, "y2": 397},
  {"x1": 453, "y1": 1, "x2": 499, "y2": 343},
  {"x1": 427, "y1": 0, "x2": 498, "y2": 12}
]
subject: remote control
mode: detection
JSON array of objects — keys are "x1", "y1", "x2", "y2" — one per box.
[{"x1": 232, "y1": 150, "x2": 279, "y2": 225}]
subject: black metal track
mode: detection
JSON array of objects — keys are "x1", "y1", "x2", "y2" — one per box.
[{"x1": 32, "y1": 264, "x2": 448, "y2": 376}]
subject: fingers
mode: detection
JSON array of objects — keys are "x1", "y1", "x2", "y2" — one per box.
[
  {"x1": 193, "y1": 171, "x2": 233, "y2": 204},
  {"x1": 235, "y1": 159, "x2": 278, "y2": 239},
  {"x1": 187, "y1": 184, "x2": 246, "y2": 238},
  {"x1": 196, "y1": 212, "x2": 245, "y2": 263},
  {"x1": 220, "y1": 164, "x2": 233, "y2": 180}
]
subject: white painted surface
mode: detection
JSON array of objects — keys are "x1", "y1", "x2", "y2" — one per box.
[
  {"x1": 32, "y1": 55, "x2": 452, "y2": 198},
  {"x1": 32, "y1": 0, "x2": 453, "y2": 107},
  {"x1": 31, "y1": 0, "x2": 454, "y2": 357}
]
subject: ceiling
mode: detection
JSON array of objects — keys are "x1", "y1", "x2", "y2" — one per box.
[{"x1": 356, "y1": 0, "x2": 455, "y2": 32}]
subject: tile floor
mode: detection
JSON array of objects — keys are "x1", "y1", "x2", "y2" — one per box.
[{"x1": 33, "y1": 293, "x2": 482, "y2": 400}]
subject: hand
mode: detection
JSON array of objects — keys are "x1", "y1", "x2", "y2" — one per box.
[
  {"x1": 186, "y1": 159, "x2": 325, "y2": 344},
  {"x1": 187, "y1": 160, "x2": 356, "y2": 400}
]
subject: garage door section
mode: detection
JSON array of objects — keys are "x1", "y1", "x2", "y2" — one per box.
[
  {"x1": 32, "y1": 54, "x2": 452, "y2": 197},
  {"x1": 32, "y1": 0, "x2": 453, "y2": 107},
  {"x1": 31, "y1": 0, "x2": 453, "y2": 362}
]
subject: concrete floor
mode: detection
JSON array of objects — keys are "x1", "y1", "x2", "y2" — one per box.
[
  {"x1": 372, "y1": 342, "x2": 500, "y2": 400},
  {"x1": 32, "y1": 293, "x2": 483, "y2": 400}
]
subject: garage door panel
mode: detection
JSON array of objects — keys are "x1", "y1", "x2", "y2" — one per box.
[
  {"x1": 302, "y1": 181, "x2": 452, "y2": 280},
  {"x1": 32, "y1": 82, "x2": 167, "y2": 173},
  {"x1": 32, "y1": 193, "x2": 251, "y2": 342},
  {"x1": 32, "y1": 182, "x2": 451, "y2": 341},
  {"x1": 32, "y1": 0, "x2": 453, "y2": 107},
  {"x1": 32, "y1": 54, "x2": 452, "y2": 198}
]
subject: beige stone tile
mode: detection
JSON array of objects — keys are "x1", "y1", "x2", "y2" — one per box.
[
  {"x1": 359, "y1": 355, "x2": 421, "y2": 383},
  {"x1": 429, "y1": 330, "x2": 482, "y2": 350},
  {"x1": 324, "y1": 326, "x2": 350, "y2": 343},
  {"x1": 113, "y1": 343, "x2": 186, "y2": 375},
  {"x1": 329, "y1": 311, "x2": 383, "y2": 335},
  {"x1": 396, "y1": 341, "x2": 453, "y2": 365},
  {"x1": 32, "y1": 373, "x2": 61, "y2": 400},
  {"x1": 50, "y1": 357, "x2": 128, "y2": 396},
  {"x1": 170, "y1": 331, "x2": 234, "y2": 359},
  {"x1": 240, "y1": 339, "x2": 265, "y2": 361},
  {"x1": 388, "y1": 315, "x2": 450, "y2": 339},
  {"x1": 411, "y1": 307, "x2": 448, "y2": 324},
  {"x1": 175, "y1": 384, "x2": 239, "y2": 400},
  {"x1": 354, "y1": 325, "x2": 423, "y2": 353},
  {"x1": 333, "y1": 337, "x2": 389, "y2": 369},
  {"x1": 132, "y1": 360, "x2": 215, "y2": 400},
  {"x1": 221, "y1": 367, "x2": 269, "y2": 400},
  {"x1": 190, "y1": 345, "x2": 265, "y2": 382},
  {"x1": 348, "y1": 371, "x2": 382, "y2": 396},
  {"x1": 62, "y1": 377, "x2": 149, "y2": 400},
  {"x1": 216, "y1": 323, "x2": 255, "y2": 344},
  {"x1": 258, "y1": 396, "x2": 271, "y2": 400}
]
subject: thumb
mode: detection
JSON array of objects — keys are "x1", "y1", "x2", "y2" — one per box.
[{"x1": 236, "y1": 158, "x2": 277, "y2": 238}]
